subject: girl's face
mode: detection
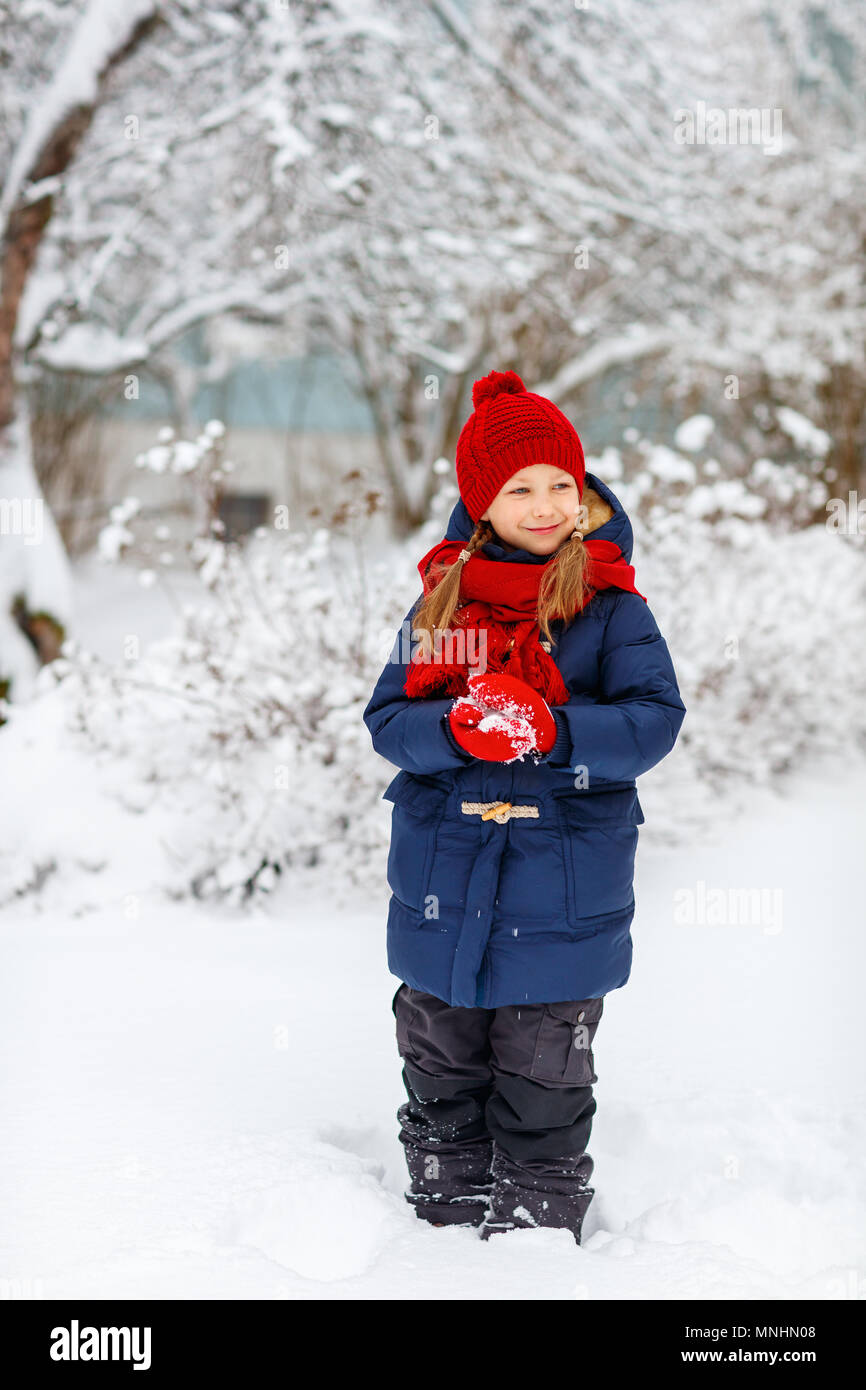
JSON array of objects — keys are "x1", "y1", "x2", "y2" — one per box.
[{"x1": 480, "y1": 465, "x2": 581, "y2": 555}]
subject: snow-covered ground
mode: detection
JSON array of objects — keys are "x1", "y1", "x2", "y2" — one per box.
[{"x1": 2, "y1": 750, "x2": 863, "y2": 1300}]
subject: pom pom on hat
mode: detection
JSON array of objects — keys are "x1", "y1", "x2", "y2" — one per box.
[{"x1": 472, "y1": 370, "x2": 526, "y2": 408}]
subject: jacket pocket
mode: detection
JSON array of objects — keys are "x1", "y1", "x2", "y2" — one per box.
[
  {"x1": 382, "y1": 772, "x2": 450, "y2": 913},
  {"x1": 529, "y1": 999, "x2": 604, "y2": 1085},
  {"x1": 556, "y1": 788, "x2": 644, "y2": 923}
]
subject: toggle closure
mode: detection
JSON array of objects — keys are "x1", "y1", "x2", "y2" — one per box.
[{"x1": 461, "y1": 801, "x2": 540, "y2": 824}]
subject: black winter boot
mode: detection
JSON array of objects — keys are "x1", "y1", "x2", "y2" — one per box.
[
  {"x1": 396, "y1": 1064, "x2": 495, "y2": 1228},
  {"x1": 478, "y1": 1148, "x2": 595, "y2": 1245}
]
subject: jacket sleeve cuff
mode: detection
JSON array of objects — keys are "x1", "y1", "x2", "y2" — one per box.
[{"x1": 535, "y1": 709, "x2": 572, "y2": 766}]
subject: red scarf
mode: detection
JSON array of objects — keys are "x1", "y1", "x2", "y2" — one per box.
[{"x1": 404, "y1": 536, "x2": 645, "y2": 703}]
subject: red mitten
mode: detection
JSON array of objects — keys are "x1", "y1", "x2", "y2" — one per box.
[
  {"x1": 467, "y1": 673, "x2": 558, "y2": 754},
  {"x1": 447, "y1": 673, "x2": 557, "y2": 762},
  {"x1": 448, "y1": 698, "x2": 485, "y2": 735},
  {"x1": 448, "y1": 697, "x2": 535, "y2": 762}
]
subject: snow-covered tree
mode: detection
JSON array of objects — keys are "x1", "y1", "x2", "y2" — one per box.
[{"x1": 1, "y1": 0, "x2": 161, "y2": 699}]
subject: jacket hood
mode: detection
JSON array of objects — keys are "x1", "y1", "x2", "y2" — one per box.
[{"x1": 443, "y1": 471, "x2": 634, "y2": 565}]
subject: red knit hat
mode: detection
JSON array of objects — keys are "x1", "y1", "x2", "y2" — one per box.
[{"x1": 455, "y1": 369, "x2": 586, "y2": 523}]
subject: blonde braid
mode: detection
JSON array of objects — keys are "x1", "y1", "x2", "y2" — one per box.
[{"x1": 412, "y1": 519, "x2": 493, "y2": 644}]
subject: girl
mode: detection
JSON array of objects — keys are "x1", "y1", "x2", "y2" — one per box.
[{"x1": 363, "y1": 369, "x2": 685, "y2": 1243}]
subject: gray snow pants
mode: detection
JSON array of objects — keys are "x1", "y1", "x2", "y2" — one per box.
[{"x1": 392, "y1": 983, "x2": 604, "y2": 1244}]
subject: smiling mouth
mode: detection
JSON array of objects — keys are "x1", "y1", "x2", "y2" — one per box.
[{"x1": 525, "y1": 522, "x2": 563, "y2": 532}]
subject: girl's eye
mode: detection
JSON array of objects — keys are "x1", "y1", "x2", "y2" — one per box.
[{"x1": 509, "y1": 482, "x2": 572, "y2": 494}]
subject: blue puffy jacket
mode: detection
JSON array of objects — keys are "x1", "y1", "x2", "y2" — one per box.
[{"x1": 363, "y1": 473, "x2": 686, "y2": 1008}]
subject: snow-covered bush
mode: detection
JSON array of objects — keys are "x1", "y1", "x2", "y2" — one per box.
[
  {"x1": 596, "y1": 424, "x2": 833, "y2": 529},
  {"x1": 0, "y1": 427, "x2": 461, "y2": 911},
  {"x1": 592, "y1": 438, "x2": 866, "y2": 840},
  {"x1": 48, "y1": 529, "x2": 403, "y2": 905}
]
